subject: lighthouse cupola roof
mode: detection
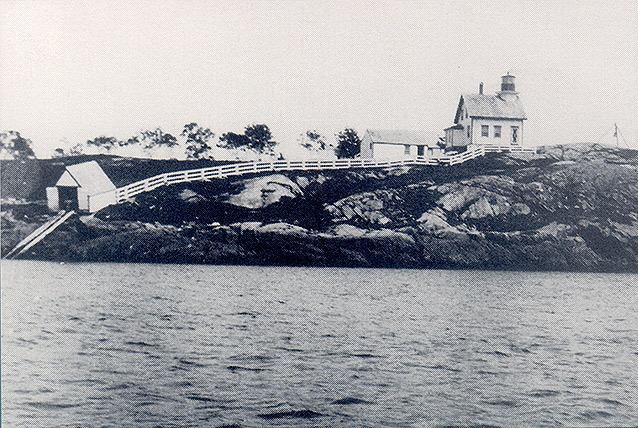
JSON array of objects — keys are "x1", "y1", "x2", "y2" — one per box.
[
  {"x1": 501, "y1": 73, "x2": 516, "y2": 92},
  {"x1": 498, "y1": 72, "x2": 519, "y2": 102}
]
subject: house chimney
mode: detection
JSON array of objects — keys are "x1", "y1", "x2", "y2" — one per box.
[{"x1": 479, "y1": 82, "x2": 484, "y2": 95}]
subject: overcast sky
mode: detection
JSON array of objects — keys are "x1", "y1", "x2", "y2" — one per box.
[{"x1": 1, "y1": 0, "x2": 637, "y2": 157}]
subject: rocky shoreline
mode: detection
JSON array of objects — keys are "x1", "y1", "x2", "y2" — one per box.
[{"x1": 3, "y1": 144, "x2": 637, "y2": 272}]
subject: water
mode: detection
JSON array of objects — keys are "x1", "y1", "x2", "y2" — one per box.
[{"x1": 2, "y1": 261, "x2": 637, "y2": 427}]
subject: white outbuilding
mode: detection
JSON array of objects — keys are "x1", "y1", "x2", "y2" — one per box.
[
  {"x1": 360, "y1": 129, "x2": 444, "y2": 159},
  {"x1": 46, "y1": 160, "x2": 117, "y2": 213}
]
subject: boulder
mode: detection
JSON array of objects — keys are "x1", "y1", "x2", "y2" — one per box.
[
  {"x1": 417, "y1": 210, "x2": 465, "y2": 238},
  {"x1": 324, "y1": 190, "x2": 394, "y2": 226},
  {"x1": 363, "y1": 229, "x2": 416, "y2": 246},
  {"x1": 326, "y1": 224, "x2": 367, "y2": 238},
  {"x1": 230, "y1": 221, "x2": 263, "y2": 232},
  {"x1": 226, "y1": 174, "x2": 303, "y2": 209},
  {"x1": 257, "y1": 222, "x2": 309, "y2": 236},
  {"x1": 179, "y1": 189, "x2": 206, "y2": 203}
]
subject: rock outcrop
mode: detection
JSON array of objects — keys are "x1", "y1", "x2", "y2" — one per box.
[
  {"x1": 225, "y1": 174, "x2": 303, "y2": 209},
  {"x1": 3, "y1": 144, "x2": 637, "y2": 272}
]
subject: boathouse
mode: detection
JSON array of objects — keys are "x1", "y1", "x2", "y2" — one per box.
[
  {"x1": 445, "y1": 74, "x2": 527, "y2": 149},
  {"x1": 46, "y1": 160, "x2": 117, "y2": 213},
  {"x1": 360, "y1": 129, "x2": 444, "y2": 159}
]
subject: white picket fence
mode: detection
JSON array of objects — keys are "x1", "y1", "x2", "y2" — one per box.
[
  {"x1": 482, "y1": 144, "x2": 536, "y2": 153},
  {"x1": 116, "y1": 158, "x2": 418, "y2": 202},
  {"x1": 115, "y1": 144, "x2": 529, "y2": 202}
]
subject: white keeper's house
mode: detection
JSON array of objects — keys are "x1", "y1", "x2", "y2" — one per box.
[
  {"x1": 360, "y1": 129, "x2": 444, "y2": 159},
  {"x1": 445, "y1": 74, "x2": 527, "y2": 150}
]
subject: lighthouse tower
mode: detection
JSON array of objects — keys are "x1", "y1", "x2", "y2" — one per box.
[{"x1": 498, "y1": 73, "x2": 519, "y2": 102}]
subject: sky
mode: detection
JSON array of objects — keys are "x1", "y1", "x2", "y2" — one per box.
[{"x1": 1, "y1": 0, "x2": 637, "y2": 158}]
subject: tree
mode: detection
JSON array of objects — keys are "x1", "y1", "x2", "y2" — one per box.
[
  {"x1": 244, "y1": 124, "x2": 276, "y2": 154},
  {"x1": 335, "y1": 128, "x2": 361, "y2": 158},
  {"x1": 68, "y1": 143, "x2": 85, "y2": 156},
  {"x1": 0, "y1": 131, "x2": 36, "y2": 159},
  {"x1": 218, "y1": 124, "x2": 277, "y2": 155},
  {"x1": 298, "y1": 130, "x2": 327, "y2": 151},
  {"x1": 138, "y1": 128, "x2": 178, "y2": 150},
  {"x1": 86, "y1": 135, "x2": 120, "y2": 152},
  {"x1": 218, "y1": 131, "x2": 250, "y2": 151},
  {"x1": 53, "y1": 143, "x2": 85, "y2": 157},
  {"x1": 181, "y1": 122, "x2": 215, "y2": 159}
]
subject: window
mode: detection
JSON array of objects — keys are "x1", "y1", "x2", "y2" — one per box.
[
  {"x1": 511, "y1": 126, "x2": 519, "y2": 143},
  {"x1": 404, "y1": 145, "x2": 410, "y2": 155},
  {"x1": 494, "y1": 125, "x2": 501, "y2": 138},
  {"x1": 467, "y1": 126, "x2": 470, "y2": 138},
  {"x1": 481, "y1": 125, "x2": 489, "y2": 137},
  {"x1": 370, "y1": 142, "x2": 373, "y2": 149}
]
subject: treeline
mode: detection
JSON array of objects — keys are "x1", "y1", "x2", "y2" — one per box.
[{"x1": 1, "y1": 125, "x2": 363, "y2": 160}]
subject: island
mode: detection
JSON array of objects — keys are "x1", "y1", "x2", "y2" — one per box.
[{"x1": 2, "y1": 143, "x2": 637, "y2": 272}]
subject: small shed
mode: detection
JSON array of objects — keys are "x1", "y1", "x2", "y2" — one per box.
[
  {"x1": 360, "y1": 129, "x2": 444, "y2": 159},
  {"x1": 46, "y1": 160, "x2": 117, "y2": 213}
]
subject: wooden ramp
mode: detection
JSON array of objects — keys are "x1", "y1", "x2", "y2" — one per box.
[{"x1": 4, "y1": 210, "x2": 76, "y2": 259}]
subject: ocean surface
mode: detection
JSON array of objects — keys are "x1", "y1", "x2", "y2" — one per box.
[{"x1": 2, "y1": 261, "x2": 637, "y2": 427}]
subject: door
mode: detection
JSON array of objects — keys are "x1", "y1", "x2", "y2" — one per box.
[
  {"x1": 511, "y1": 126, "x2": 519, "y2": 144},
  {"x1": 57, "y1": 186, "x2": 78, "y2": 211}
]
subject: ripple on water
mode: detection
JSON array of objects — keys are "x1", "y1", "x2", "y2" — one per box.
[
  {"x1": 185, "y1": 394, "x2": 219, "y2": 403},
  {"x1": 124, "y1": 340, "x2": 159, "y2": 347},
  {"x1": 598, "y1": 398, "x2": 626, "y2": 407},
  {"x1": 428, "y1": 364, "x2": 462, "y2": 373},
  {"x1": 438, "y1": 425, "x2": 503, "y2": 428},
  {"x1": 345, "y1": 352, "x2": 382, "y2": 358},
  {"x1": 275, "y1": 346, "x2": 304, "y2": 352},
  {"x1": 257, "y1": 409, "x2": 323, "y2": 419},
  {"x1": 226, "y1": 365, "x2": 268, "y2": 372},
  {"x1": 175, "y1": 358, "x2": 208, "y2": 367},
  {"x1": 483, "y1": 399, "x2": 521, "y2": 408},
  {"x1": 528, "y1": 389, "x2": 561, "y2": 398},
  {"x1": 578, "y1": 409, "x2": 615, "y2": 421},
  {"x1": 232, "y1": 311, "x2": 259, "y2": 318},
  {"x1": 331, "y1": 397, "x2": 372, "y2": 405},
  {"x1": 487, "y1": 350, "x2": 511, "y2": 357},
  {"x1": 25, "y1": 402, "x2": 82, "y2": 410},
  {"x1": 104, "y1": 382, "x2": 135, "y2": 391}
]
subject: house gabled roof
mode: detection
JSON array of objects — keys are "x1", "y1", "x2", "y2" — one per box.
[
  {"x1": 56, "y1": 170, "x2": 80, "y2": 187},
  {"x1": 59, "y1": 160, "x2": 116, "y2": 195},
  {"x1": 365, "y1": 129, "x2": 442, "y2": 147},
  {"x1": 454, "y1": 94, "x2": 527, "y2": 123}
]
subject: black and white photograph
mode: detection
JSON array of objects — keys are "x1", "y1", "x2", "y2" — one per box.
[{"x1": 1, "y1": 1, "x2": 637, "y2": 426}]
